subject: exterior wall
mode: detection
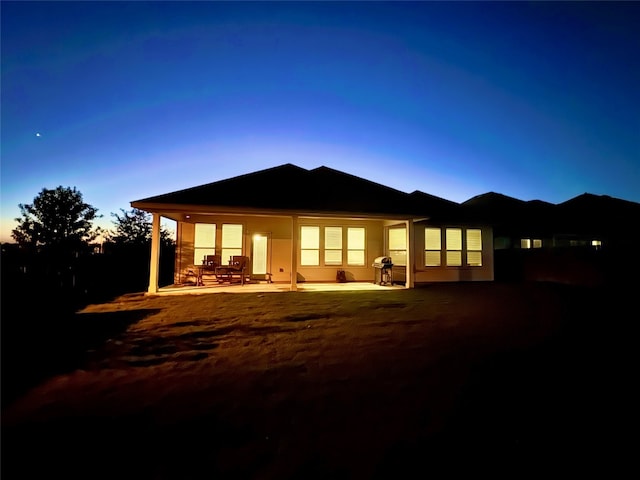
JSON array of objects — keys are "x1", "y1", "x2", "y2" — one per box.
[
  {"x1": 412, "y1": 224, "x2": 494, "y2": 283},
  {"x1": 173, "y1": 215, "x2": 494, "y2": 285},
  {"x1": 270, "y1": 218, "x2": 296, "y2": 283},
  {"x1": 174, "y1": 215, "x2": 387, "y2": 284},
  {"x1": 297, "y1": 218, "x2": 384, "y2": 282},
  {"x1": 174, "y1": 222, "x2": 195, "y2": 284},
  {"x1": 175, "y1": 215, "x2": 293, "y2": 284}
]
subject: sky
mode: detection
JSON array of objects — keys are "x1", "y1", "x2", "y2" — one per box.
[{"x1": 2, "y1": 1, "x2": 639, "y2": 242}]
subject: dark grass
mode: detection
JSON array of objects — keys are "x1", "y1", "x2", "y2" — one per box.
[{"x1": 1, "y1": 281, "x2": 636, "y2": 478}]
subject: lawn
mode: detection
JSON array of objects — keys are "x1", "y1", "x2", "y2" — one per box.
[{"x1": 1, "y1": 282, "x2": 634, "y2": 478}]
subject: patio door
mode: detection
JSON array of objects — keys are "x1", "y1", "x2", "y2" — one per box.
[{"x1": 251, "y1": 233, "x2": 270, "y2": 280}]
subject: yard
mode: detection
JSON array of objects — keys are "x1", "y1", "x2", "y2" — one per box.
[{"x1": 1, "y1": 282, "x2": 634, "y2": 478}]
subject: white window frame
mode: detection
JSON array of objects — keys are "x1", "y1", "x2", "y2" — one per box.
[
  {"x1": 194, "y1": 223, "x2": 216, "y2": 265},
  {"x1": 425, "y1": 227, "x2": 441, "y2": 267},
  {"x1": 388, "y1": 227, "x2": 407, "y2": 266},
  {"x1": 347, "y1": 227, "x2": 365, "y2": 266},
  {"x1": 221, "y1": 223, "x2": 243, "y2": 264},
  {"x1": 324, "y1": 226, "x2": 343, "y2": 266},
  {"x1": 446, "y1": 228, "x2": 462, "y2": 266},
  {"x1": 301, "y1": 226, "x2": 320, "y2": 266},
  {"x1": 466, "y1": 228, "x2": 482, "y2": 267}
]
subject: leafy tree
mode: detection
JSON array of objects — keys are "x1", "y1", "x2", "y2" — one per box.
[
  {"x1": 106, "y1": 208, "x2": 175, "y2": 291},
  {"x1": 12, "y1": 186, "x2": 100, "y2": 251},
  {"x1": 108, "y1": 208, "x2": 174, "y2": 248}
]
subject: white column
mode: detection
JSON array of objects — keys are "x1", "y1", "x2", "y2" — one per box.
[
  {"x1": 148, "y1": 213, "x2": 161, "y2": 294},
  {"x1": 290, "y1": 215, "x2": 298, "y2": 291},
  {"x1": 405, "y1": 219, "x2": 415, "y2": 288}
]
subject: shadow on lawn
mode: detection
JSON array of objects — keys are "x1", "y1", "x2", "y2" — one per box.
[
  {"x1": 110, "y1": 323, "x2": 307, "y2": 368},
  {"x1": 374, "y1": 284, "x2": 636, "y2": 475},
  {"x1": 1, "y1": 308, "x2": 160, "y2": 408}
]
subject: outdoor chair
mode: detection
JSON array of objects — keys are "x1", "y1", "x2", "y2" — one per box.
[
  {"x1": 201, "y1": 255, "x2": 221, "y2": 283},
  {"x1": 229, "y1": 255, "x2": 248, "y2": 272},
  {"x1": 215, "y1": 255, "x2": 250, "y2": 285}
]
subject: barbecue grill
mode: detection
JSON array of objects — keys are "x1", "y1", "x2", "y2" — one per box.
[{"x1": 372, "y1": 256, "x2": 393, "y2": 285}]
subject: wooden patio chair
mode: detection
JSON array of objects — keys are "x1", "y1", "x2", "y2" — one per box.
[
  {"x1": 201, "y1": 255, "x2": 221, "y2": 283},
  {"x1": 228, "y1": 255, "x2": 250, "y2": 285}
]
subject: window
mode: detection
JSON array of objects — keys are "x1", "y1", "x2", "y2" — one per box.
[
  {"x1": 221, "y1": 224, "x2": 243, "y2": 263},
  {"x1": 425, "y1": 227, "x2": 484, "y2": 268},
  {"x1": 388, "y1": 227, "x2": 407, "y2": 266},
  {"x1": 592, "y1": 239, "x2": 602, "y2": 250},
  {"x1": 446, "y1": 228, "x2": 462, "y2": 266},
  {"x1": 325, "y1": 226, "x2": 343, "y2": 265},
  {"x1": 347, "y1": 227, "x2": 365, "y2": 266},
  {"x1": 194, "y1": 223, "x2": 216, "y2": 265},
  {"x1": 425, "y1": 227, "x2": 441, "y2": 266},
  {"x1": 466, "y1": 229, "x2": 482, "y2": 266},
  {"x1": 300, "y1": 226, "x2": 365, "y2": 266},
  {"x1": 522, "y1": 238, "x2": 541, "y2": 249},
  {"x1": 301, "y1": 226, "x2": 320, "y2": 266}
]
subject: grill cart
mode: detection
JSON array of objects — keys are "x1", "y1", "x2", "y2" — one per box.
[{"x1": 372, "y1": 256, "x2": 393, "y2": 285}]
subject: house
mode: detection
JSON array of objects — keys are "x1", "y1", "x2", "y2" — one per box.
[
  {"x1": 131, "y1": 164, "x2": 494, "y2": 293},
  {"x1": 461, "y1": 191, "x2": 640, "y2": 284},
  {"x1": 461, "y1": 191, "x2": 640, "y2": 251}
]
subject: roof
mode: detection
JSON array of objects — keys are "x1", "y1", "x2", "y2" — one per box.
[
  {"x1": 461, "y1": 191, "x2": 640, "y2": 237},
  {"x1": 132, "y1": 163, "x2": 640, "y2": 231},
  {"x1": 132, "y1": 163, "x2": 433, "y2": 217},
  {"x1": 407, "y1": 190, "x2": 464, "y2": 223}
]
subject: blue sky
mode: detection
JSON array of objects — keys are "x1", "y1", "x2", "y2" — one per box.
[{"x1": 2, "y1": 1, "x2": 639, "y2": 242}]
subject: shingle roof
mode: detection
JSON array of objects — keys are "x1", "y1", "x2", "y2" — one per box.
[
  {"x1": 132, "y1": 163, "x2": 640, "y2": 231},
  {"x1": 132, "y1": 163, "x2": 438, "y2": 217}
]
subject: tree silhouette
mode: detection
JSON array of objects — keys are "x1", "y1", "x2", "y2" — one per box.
[
  {"x1": 12, "y1": 186, "x2": 100, "y2": 253},
  {"x1": 108, "y1": 208, "x2": 173, "y2": 248},
  {"x1": 105, "y1": 208, "x2": 175, "y2": 290}
]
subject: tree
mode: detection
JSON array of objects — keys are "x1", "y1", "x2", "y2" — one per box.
[
  {"x1": 12, "y1": 186, "x2": 100, "y2": 252},
  {"x1": 108, "y1": 208, "x2": 173, "y2": 248},
  {"x1": 106, "y1": 208, "x2": 175, "y2": 291}
]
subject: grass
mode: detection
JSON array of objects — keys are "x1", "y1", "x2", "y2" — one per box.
[{"x1": 1, "y1": 282, "x2": 635, "y2": 478}]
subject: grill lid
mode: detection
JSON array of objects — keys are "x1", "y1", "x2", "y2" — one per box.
[{"x1": 373, "y1": 256, "x2": 393, "y2": 266}]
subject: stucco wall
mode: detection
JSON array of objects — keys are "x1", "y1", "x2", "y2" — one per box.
[
  {"x1": 175, "y1": 215, "x2": 292, "y2": 284},
  {"x1": 174, "y1": 215, "x2": 387, "y2": 284},
  {"x1": 412, "y1": 224, "x2": 494, "y2": 283},
  {"x1": 173, "y1": 215, "x2": 494, "y2": 285},
  {"x1": 296, "y1": 218, "x2": 384, "y2": 282}
]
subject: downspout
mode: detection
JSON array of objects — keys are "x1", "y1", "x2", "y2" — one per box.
[
  {"x1": 148, "y1": 213, "x2": 161, "y2": 294},
  {"x1": 290, "y1": 215, "x2": 298, "y2": 291}
]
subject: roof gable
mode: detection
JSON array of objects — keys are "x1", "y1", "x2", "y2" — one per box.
[{"x1": 132, "y1": 163, "x2": 425, "y2": 217}]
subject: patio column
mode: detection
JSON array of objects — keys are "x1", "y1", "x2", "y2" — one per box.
[
  {"x1": 290, "y1": 215, "x2": 298, "y2": 291},
  {"x1": 405, "y1": 219, "x2": 415, "y2": 288},
  {"x1": 148, "y1": 212, "x2": 161, "y2": 294}
]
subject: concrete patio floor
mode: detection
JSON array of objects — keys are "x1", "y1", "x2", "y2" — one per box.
[{"x1": 155, "y1": 281, "x2": 406, "y2": 295}]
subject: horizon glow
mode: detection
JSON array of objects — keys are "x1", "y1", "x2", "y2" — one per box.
[{"x1": 2, "y1": 1, "x2": 638, "y2": 242}]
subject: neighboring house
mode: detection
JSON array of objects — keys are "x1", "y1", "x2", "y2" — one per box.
[
  {"x1": 131, "y1": 164, "x2": 494, "y2": 293},
  {"x1": 461, "y1": 191, "x2": 640, "y2": 285},
  {"x1": 461, "y1": 191, "x2": 640, "y2": 251}
]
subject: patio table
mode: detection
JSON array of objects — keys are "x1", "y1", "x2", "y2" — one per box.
[{"x1": 214, "y1": 265, "x2": 246, "y2": 285}]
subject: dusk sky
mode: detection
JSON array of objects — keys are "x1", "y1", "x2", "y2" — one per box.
[{"x1": 2, "y1": 1, "x2": 639, "y2": 242}]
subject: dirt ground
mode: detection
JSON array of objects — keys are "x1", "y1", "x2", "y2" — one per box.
[{"x1": 1, "y1": 282, "x2": 635, "y2": 478}]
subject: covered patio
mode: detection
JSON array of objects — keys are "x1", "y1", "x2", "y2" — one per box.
[
  {"x1": 132, "y1": 164, "x2": 493, "y2": 296},
  {"x1": 154, "y1": 281, "x2": 406, "y2": 296}
]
